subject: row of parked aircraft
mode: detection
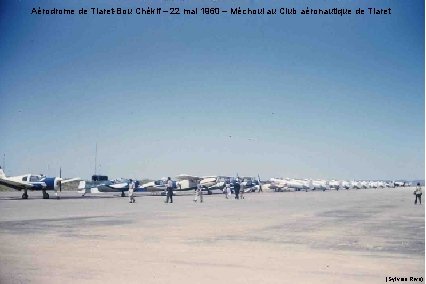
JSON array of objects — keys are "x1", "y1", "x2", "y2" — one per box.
[
  {"x1": 78, "y1": 174, "x2": 263, "y2": 197},
  {"x1": 0, "y1": 167, "x2": 413, "y2": 199},
  {"x1": 267, "y1": 178, "x2": 410, "y2": 192}
]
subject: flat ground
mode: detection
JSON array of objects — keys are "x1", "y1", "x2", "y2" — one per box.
[{"x1": 0, "y1": 188, "x2": 424, "y2": 283}]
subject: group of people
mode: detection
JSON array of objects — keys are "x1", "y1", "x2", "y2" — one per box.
[
  {"x1": 129, "y1": 179, "x2": 421, "y2": 205},
  {"x1": 191, "y1": 179, "x2": 264, "y2": 203},
  {"x1": 166, "y1": 177, "x2": 263, "y2": 204}
]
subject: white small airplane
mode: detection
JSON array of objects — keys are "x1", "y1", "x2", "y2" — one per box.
[
  {"x1": 340, "y1": 181, "x2": 352, "y2": 190},
  {"x1": 0, "y1": 167, "x2": 80, "y2": 199},
  {"x1": 175, "y1": 174, "x2": 201, "y2": 191},
  {"x1": 328, "y1": 180, "x2": 342, "y2": 190},
  {"x1": 199, "y1": 175, "x2": 227, "y2": 194},
  {"x1": 350, "y1": 181, "x2": 362, "y2": 189},
  {"x1": 139, "y1": 175, "x2": 197, "y2": 195},
  {"x1": 140, "y1": 179, "x2": 168, "y2": 193},
  {"x1": 268, "y1": 178, "x2": 287, "y2": 191},
  {"x1": 311, "y1": 180, "x2": 330, "y2": 191},
  {"x1": 360, "y1": 181, "x2": 369, "y2": 189},
  {"x1": 285, "y1": 179, "x2": 313, "y2": 191},
  {"x1": 77, "y1": 175, "x2": 132, "y2": 197},
  {"x1": 267, "y1": 178, "x2": 313, "y2": 192},
  {"x1": 239, "y1": 176, "x2": 262, "y2": 193},
  {"x1": 394, "y1": 181, "x2": 408, "y2": 187}
]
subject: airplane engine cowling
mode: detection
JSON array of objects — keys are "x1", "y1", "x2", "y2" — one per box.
[{"x1": 42, "y1": 177, "x2": 56, "y2": 190}]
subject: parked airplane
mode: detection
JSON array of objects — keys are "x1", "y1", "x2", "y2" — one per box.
[
  {"x1": 284, "y1": 179, "x2": 314, "y2": 191},
  {"x1": 239, "y1": 176, "x2": 262, "y2": 193},
  {"x1": 140, "y1": 179, "x2": 168, "y2": 193},
  {"x1": 360, "y1": 181, "x2": 369, "y2": 189},
  {"x1": 394, "y1": 181, "x2": 409, "y2": 187},
  {"x1": 198, "y1": 176, "x2": 227, "y2": 194},
  {"x1": 340, "y1": 181, "x2": 352, "y2": 190},
  {"x1": 175, "y1": 174, "x2": 200, "y2": 190},
  {"x1": 311, "y1": 180, "x2": 330, "y2": 191},
  {"x1": 78, "y1": 175, "x2": 133, "y2": 197},
  {"x1": 0, "y1": 167, "x2": 80, "y2": 199},
  {"x1": 350, "y1": 181, "x2": 362, "y2": 189},
  {"x1": 266, "y1": 178, "x2": 313, "y2": 192},
  {"x1": 139, "y1": 175, "x2": 197, "y2": 194},
  {"x1": 329, "y1": 180, "x2": 342, "y2": 190},
  {"x1": 268, "y1": 178, "x2": 287, "y2": 192}
]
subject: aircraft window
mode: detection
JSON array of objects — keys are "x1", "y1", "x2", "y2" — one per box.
[
  {"x1": 22, "y1": 176, "x2": 28, "y2": 181},
  {"x1": 30, "y1": 176, "x2": 40, "y2": 182}
]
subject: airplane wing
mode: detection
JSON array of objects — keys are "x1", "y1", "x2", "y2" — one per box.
[
  {"x1": 175, "y1": 174, "x2": 201, "y2": 181},
  {"x1": 0, "y1": 178, "x2": 33, "y2": 190},
  {"x1": 109, "y1": 183, "x2": 128, "y2": 189},
  {"x1": 201, "y1": 175, "x2": 218, "y2": 179},
  {"x1": 61, "y1": 177, "x2": 82, "y2": 184}
]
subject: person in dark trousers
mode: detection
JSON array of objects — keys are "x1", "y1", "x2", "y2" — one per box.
[
  {"x1": 414, "y1": 183, "x2": 422, "y2": 205},
  {"x1": 234, "y1": 181, "x2": 240, "y2": 199},
  {"x1": 165, "y1": 177, "x2": 174, "y2": 203}
]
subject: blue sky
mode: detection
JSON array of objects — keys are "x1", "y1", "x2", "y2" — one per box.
[{"x1": 0, "y1": 0, "x2": 424, "y2": 180}]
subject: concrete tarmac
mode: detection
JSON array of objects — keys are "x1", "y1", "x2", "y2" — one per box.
[{"x1": 0, "y1": 188, "x2": 424, "y2": 283}]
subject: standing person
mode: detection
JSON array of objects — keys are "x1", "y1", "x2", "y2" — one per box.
[
  {"x1": 240, "y1": 181, "x2": 245, "y2": 199},
  {"x1": 194, "y1": 181, "x2": 203, "y2": 203},
  {"x1": 225, "y1": 183, "x2": 231, "y2": 199},
  {"x1": 55, "y1": 180, "x2": 61, "y2": 199},
  {"x1": 234, "y1": 181, "x2": 240, "y2": 200},
  {"x1": 414, "y1": 183, "x2": 422, "y2": 205},
  {"x1": 258, "y1": 176, "x2": 263, "y2": 193},
  {"x1": 128, "y1": 179, "x2": 136, "y2": 203},
  {"x1": 165, "y1": 177, "x2": 174, "y2": 203}
]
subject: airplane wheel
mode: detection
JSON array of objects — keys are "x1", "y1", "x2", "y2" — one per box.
[
  {"x1": 43, "y1": 192, "x2": 49, "y2": 199},
  {"x1": 121, "y1": 191, "x2": 125, "y2": 197},
  {"x1": 207, "y1": 190, "x2": 212, "y2": 195},
  {"x1": 22, "y1": 193, "x2": 28, "y2": 199}
]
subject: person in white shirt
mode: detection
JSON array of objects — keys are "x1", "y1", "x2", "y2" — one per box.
[
  {"x1": 240, "y1": 181, "x2": 245, "y2": 199},
  {"x1": 128, "y1": 179, "x2": 135, "y2": 203},
  {"x1": 194, "y1": 181, "x2": 203, "y2": 203},
  {"x1": 414, "y1": 183, "x2": 422, "y2": 205},
  {"x1": 225, "y1": 183, "x2": 231, "y2": 199},
  {"x1": 165, "y1": 177, "x2": 174, "y2": 203}
]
